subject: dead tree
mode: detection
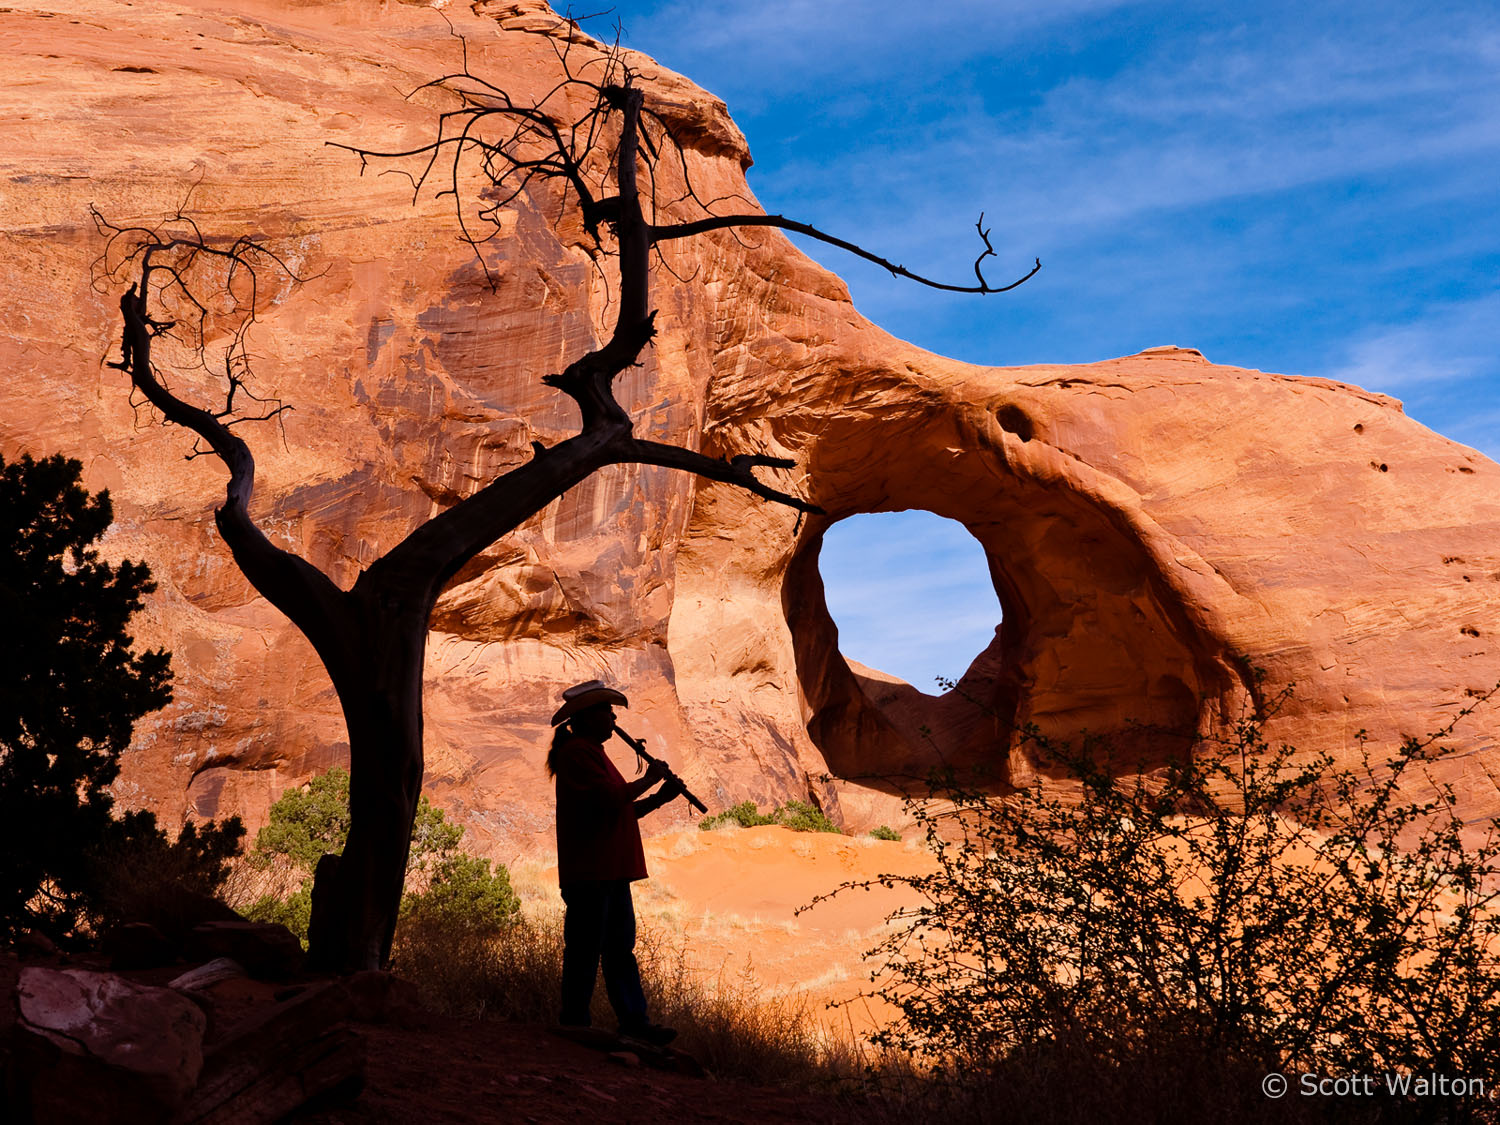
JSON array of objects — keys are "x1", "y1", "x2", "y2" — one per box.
[{"x1": 97, "y1": 34, "x2": 1037, "y2": 973}]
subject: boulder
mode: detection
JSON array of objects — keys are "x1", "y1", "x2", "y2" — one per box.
[
  {"x1": 128, "y1": 891, "x2": 246, "y2": 949},
  {"x1": 13, "y1": 932, "x2": 59, "y2": 961},
  {"x1": 14, "y1": 967, "x2": 207, "y2": 1123},
  {"x1": 178, "y1": 981, "x2": 363, "y2": 1124},
  {"x1": 169, "y1": 958, "x2": 249, "y2": 994}
]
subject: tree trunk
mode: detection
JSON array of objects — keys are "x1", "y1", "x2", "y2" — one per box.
[
  {"x1": 306, "y1": 595, "x2": 429, "y2": 973},
  {"x1": 301, "y1": 441, "x2": 632, "y2": 973},
  {"x1": 105, "y1": 76, "x2": 833, "y2": 977}
]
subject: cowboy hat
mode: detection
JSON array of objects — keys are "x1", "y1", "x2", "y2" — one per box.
[{"x1": 550, "y1": 679, "x2": 629, "y2": 726}]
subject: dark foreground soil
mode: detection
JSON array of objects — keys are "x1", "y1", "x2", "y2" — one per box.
[{"x1": 296, "y1": 1013, "x2": 873, "y2": 1125}]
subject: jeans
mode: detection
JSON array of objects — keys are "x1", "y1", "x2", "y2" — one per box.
[{"x1": 559, "y1": 879, "x2": 649, "y2": 1030}]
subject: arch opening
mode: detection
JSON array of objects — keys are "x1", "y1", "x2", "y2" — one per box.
[
  {"x1": 783, "y1": 478, "x2": 1222, "y2": 799},
  {"x1": 818, "y1": 511, "x2": 1002, "y2": 696}
]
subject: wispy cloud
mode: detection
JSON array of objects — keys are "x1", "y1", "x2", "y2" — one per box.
[
  {"x1": 624, "y1": 0, "x2": 1136, "y2": 81},
  {"x1": 1314, "y1": 293, "x2": 1500, "y2": 461},
  {"x1": 754, "y1": 13, "x2": 1500, "y2": 262},
  {"x1": 1431, "y1": 408, "x2": 1500, "y2": 464},
  {"x1": 1325, "y1": 295, "x2": 1500, "y2": 396}
]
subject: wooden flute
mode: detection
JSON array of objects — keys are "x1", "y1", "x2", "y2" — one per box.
[{"x1": 611, "y1": 724, "x2": 709, "y2": 814}]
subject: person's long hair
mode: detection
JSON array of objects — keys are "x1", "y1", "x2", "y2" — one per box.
[{"x1": 546, "y1": 721, "x2": 574, "y2": 779}]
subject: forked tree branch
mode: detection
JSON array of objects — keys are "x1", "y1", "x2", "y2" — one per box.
[
  {"x1": 102, "y1": 32, "x2": 1037, "y2": 646},
  {"x1": 622, "y1": 441, "x2": 817, "y2": 513},
  {"x1": 325, "y1": 40, "x2": 1042, "y2": 593},
  {"x1": 650, "y1": 213, "x2": 1041, "y2": 295},
  {"x1": 366, "y1": 72, "x2": 825, "y2": 596},
  {"x1": 92, "y1": 209, "x2": 352, "y2": 663},
  {"x1": 337, "y1": 40, "x2": 1041, "y2": 298}
]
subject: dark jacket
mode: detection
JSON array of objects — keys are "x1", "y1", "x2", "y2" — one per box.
[{"x1": 553, "y1": 735, "x2": 649, "y2": 884}]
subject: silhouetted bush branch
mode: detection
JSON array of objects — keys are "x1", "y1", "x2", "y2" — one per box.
[{"x1": 811, "y1": 682, "x2": 1500, "y2": 1120}]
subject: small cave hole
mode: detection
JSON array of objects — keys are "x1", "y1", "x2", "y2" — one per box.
[
  {"x1": 819, "y1": 511, "x2": 1001, "y2": 693},
  {"x1": 1459, "y1": 466, "x2": 1476, "y2": 474},
  {"x1": 1461, "y1": 626, "x2": 1481, "y2": 638},
  {"x1": 1353, "y1": 423, "x2": 1364, "y2": 434},
  {"x1": 995, "y1": 404, "x2": 1034, "y2": 442}
]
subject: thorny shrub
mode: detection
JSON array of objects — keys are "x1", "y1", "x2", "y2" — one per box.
[{"x1": 815, "y1": 682, "x2": 1500, "y2": 1122}]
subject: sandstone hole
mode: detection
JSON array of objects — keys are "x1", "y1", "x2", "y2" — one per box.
[
  {"x1": 995, "y1": 404, "x2": 1034, "y2": 442},
  {"x1": 817, "y1": 512, "x2": 1001, "y2": 693},
  {"x1": 784, "y1": 462, "x2": 1225, "y2": 793}
]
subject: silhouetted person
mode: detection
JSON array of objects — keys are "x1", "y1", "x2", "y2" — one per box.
[{"x1": 548, "y1": 680, "x2": 682, "y2": 1045}]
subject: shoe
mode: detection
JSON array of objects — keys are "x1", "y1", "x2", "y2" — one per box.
[{"x1": 620, "y1": 1022, "x2": 677, "y2": 1046}]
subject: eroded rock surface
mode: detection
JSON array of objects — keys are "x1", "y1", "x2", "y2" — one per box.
[
  {"x1": 16, "y1": 967, "x2": 208, "y2": 1120},
  {"x1": 3, "y1": 0, "x2": 1499, "y2": 852}
]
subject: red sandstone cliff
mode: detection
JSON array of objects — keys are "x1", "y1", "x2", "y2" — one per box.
[{"x1": 3, "y1": 0, "x2": 1499, "y2": 853}]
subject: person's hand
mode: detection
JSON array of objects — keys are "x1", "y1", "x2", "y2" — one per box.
[{"x1": 642, "y1": 758, "x2": 668, "y2": 785}]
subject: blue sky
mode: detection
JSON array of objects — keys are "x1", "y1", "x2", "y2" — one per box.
[{"x1": 610, "y1": 1, "x2": 1500, "y2": 690}]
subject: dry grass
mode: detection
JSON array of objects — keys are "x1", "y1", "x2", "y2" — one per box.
[
  {"x1": 389, "y1": 909, "x2": 567, "y2": 1027},
  {"x1": 841, "y1": 1040, "x2": 1341, "y2": 1125},
  {"x1": 388, "y1": 905, "x2": 874, "y2": 1091},
  {"x1": 383, "y1": 899, "x2": 1360, "y2": 1123},
  {"x1": 380, "y1": 839, "x2": 1378, "y2": 1124},
  {"x1": 386, "y1": 909, "x2": 1343, "y2": 1123}
]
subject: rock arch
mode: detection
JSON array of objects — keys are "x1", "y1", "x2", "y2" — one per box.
[{"x1": 782, "y1": 402, "x2": 1239, "y2": 792}]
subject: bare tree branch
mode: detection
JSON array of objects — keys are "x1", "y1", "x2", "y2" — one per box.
[
  {"x1": 95, "y1": 24, "x2": 1032, "y2": 972},
  {"x1": 91, "y1": 208, "x2": 352, "y2": 664},
  {"x1": 623, "y1": 440, "x2": 821, "y2": 513},
  {"x1": 651, "y1": 213, "x2": 1041, "y2": 295}
]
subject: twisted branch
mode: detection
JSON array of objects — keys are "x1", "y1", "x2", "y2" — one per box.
[
  {"x1": 91, "y1": 207, "x2": 350, "y2": 659},
  {"x1": 650, "y1": 212, "x2": 1041, "y2": 295}
]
